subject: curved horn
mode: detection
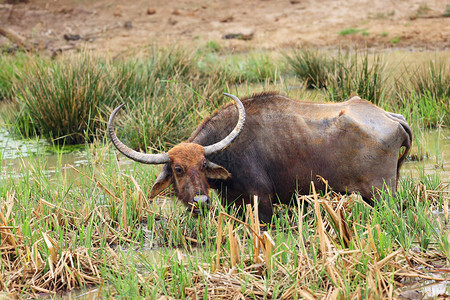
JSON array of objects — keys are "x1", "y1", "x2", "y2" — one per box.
[
  {"x1": 204, "y1": 93, "x2": 246, "y2": 156},
  {"x1": 108, "y1": 104, "x2": 170, "y2": 164}
]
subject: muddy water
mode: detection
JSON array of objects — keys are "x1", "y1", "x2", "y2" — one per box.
[
  {"x1": 2, "y1": 127, "x2": 449, "y2": 181},
  {"x1": 401, "y1": 128, "x2": 450, "y2": 179},
  {"x1": 0, "y1": 128, "x2": 89, "y2": 179},
  {"x1": 399, "y1": 274, "x2": 450, "y2": 299}
]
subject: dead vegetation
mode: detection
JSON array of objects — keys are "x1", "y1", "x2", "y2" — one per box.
[
  {"x1": 125, "y1": 180, "x2": 449, "y2": 299},
  {"x1": 182, "y1": 187, "x2": 447, "y2": 299},
  {"x1": 0, "y1": 191, "x2": 118, "y2": 297}
]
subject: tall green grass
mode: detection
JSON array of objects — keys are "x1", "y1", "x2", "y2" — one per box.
[
  {"x1": 198, "y1": 52, "x2": 279, "y2": 84},
  {"x1": 394, "y1": 58, "x2": 450, "y2": 126},
  {"x1": 6, "y1": 49, "x2": 202, "y2": 145},
  {"x1": 112, "y1": 47, "x2": 195, "y2": 103},
  {"x1": 118, "y1": 79, "x2": 226, "y2": 151},
  {"x1": 0, "y1": 52, "x2": 31, "y2": 101},
  {"x1": 285, "y1": 49, "x2": 388, "y2": 105},
  {"x1": 284, "y1": 48, "x2": 333, "y2": 89},
  {"x1": 327, "y1": 51, "x2": 388, "y2": 105},
  {"x1": 5, "y1": 47, "x2": 245, "y2": 148},
  {"x1": 1, "y1": 46, "x2": 448, "y2": 150}
]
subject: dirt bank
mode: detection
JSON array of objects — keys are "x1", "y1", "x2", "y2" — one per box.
[{"x1": 0, "y1": 0, "x2": 449, "y2": 53}]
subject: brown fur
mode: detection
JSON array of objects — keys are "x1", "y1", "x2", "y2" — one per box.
[{"x1": 168, "y1": 143, "x2": 205, "y2": 167}]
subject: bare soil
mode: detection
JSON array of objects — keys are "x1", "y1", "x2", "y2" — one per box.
[{"x1": 0, "y1": 0, "x2": 449, "y2": 53}]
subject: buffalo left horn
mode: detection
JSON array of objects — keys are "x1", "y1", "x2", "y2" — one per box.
[{"x1": 204, "y1": 93, "x2": 246, "y2": 156}]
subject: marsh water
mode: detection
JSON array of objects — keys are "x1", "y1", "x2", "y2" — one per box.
[
  {"x1": 2, "y1": 127, "x2": 449, "y2": 180},
  {"x1": 0, "y1": 128, "x2": 89, "y2": 180},
  {"x1": 1, "y1": 127, "x2": 449, "y2": 299},
  {"x1": 401, "y1": 128, "x2": 450, "y2": 179}
]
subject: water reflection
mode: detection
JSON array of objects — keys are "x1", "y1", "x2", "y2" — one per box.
[
  {"x1": 0, "y1": 128, "x2": 89, "y2": 180},
  {"x1": 401, "y1": 128, "x2": 450, "y2": 179},
  {"x1": 0, "y1": 128, "x2": 50, "y2": 160},
  {"x1": 399, "y1": 275, "x2": 450, "y2": 299}
]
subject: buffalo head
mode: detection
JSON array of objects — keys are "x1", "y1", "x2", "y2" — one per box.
[{"x1": 108, "y1": 93, "x2": 246, "y2": 215}]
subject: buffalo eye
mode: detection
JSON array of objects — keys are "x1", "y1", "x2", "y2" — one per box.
[
  {"x1": 174, "y1": 165, "x2": 183, "y2": 175},
  {"x1": 202, "y1": 160, "x2": 207, "y2": 170}
]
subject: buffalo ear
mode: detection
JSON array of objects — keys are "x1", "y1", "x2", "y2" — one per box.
[
  {"x1": 150, "y1": 164, "x2": 173, "y2": 198},
  {"x1": 205, "y1": 161, "x2": 231, "y2": 180}
]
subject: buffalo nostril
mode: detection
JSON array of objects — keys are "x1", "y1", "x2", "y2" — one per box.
[{"x1": 193, "y1": 195, "x2": 210, "y2": 208}]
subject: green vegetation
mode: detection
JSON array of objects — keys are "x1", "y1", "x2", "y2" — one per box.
[
  {"x1": 394, "y1": 58, "x2": 450, "y2": 126},
  {"x1": 0, "y1": 144, "x2": 447, "y2": 297},
  {"x1": 0, "y1": 52, "x2": 32, "y2": 102},
  {"x1": 199, "y1": 52, "x2": 279, "y2": 84},
  {"x1": 416, "y1": 3, "x2": 430, "y2": 17},
  {"x1": 284, "y1": 50, "x2": 388, "y2": 105},
  {"x1": 368, "y1": 10, "x2": 395, "y2": 19},
  {"x1": 327, "y1": 51, "x2": 387, "y2": 105},
  {"x1": 390, "y1": 36, "x2": 401, "y2": 44},
  {"x1": 445, "y1": 4, "x2": 450, "y2": 17},
  {"x1": 13, "y1": 54, "x2": 113, "y2": 144},
  {"x1": 338, "y1": 27, "x2": 361, "y2": 35},
  {"x1": 1, "y1": 47, "x2": 280, "y2": 148},
  {"x1": 406, "y1": 58, "x2": 449, "y2": 100},
  {"x1": 338, "y1": 27, "x2": 368, "y2": 36},
  {"x1": 200, "y1": 40, "x2": 222, "y2": 53},
  {"x1": 284, "y1": 48, "x2": 333, "y2": 89}
]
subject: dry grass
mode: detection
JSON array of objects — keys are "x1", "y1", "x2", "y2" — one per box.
[
  {"x1": 133, "y1": 180, "x2": 448, "y2": 299},
  {"x1": 0, "y1": 192, "x2": 116, "y2": 297}
]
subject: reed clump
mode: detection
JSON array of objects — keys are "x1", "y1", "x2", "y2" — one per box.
[
  {"x1": 327, "y1": 51, "x2": 388, "y2": 105},
  {"x1": 115, "y1": 65, "x2": 231, "y2": 151},
  {"x1": 8, "y1": 47, "x2": 236, "y2": 148},
  {"x1": 285, "y1": 49, "x2": 388, "y2": 105},
  {"x1": 12, "y1": 54, "x2": 112, "y2": 144},
  {"x1": 394, "y1": 58, "x2": 450, "y2": 126},
  {"x1": 284, "y1": 48, "x2": 334, "y2": 89}
]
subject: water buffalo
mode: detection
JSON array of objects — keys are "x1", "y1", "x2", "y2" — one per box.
[{"x1": 109, "y1": 92, "x2": 412, "y2": 222}]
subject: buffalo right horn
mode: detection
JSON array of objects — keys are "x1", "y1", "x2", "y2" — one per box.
[
  {"x1": 108, "y1": 92, "x2": 246, "y2": 163},
  {"x1": 108, "y1": 104, "x2": 170, "y2": 164}
]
